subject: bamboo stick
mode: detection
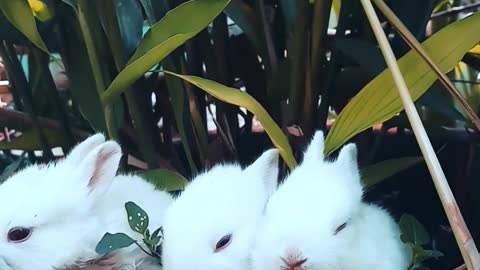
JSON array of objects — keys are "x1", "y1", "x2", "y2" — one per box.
[{"x1": 359, "y1": 0, "x2": 480, "y2": 269}]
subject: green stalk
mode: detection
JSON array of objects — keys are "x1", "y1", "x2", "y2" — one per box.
[
  {"x1": 101, "y1": 0, "x2": 160, "y2": 169},
  {"x1": 31, "y1": 46, "x2": 76, "y2": 152},
  {"x1": 360, "y1": 0, "x2": 480, "y2": 268},
  {"x1": 310, "y1": 0, "x2": 333, "y2": 131},
  {"x1": 76, "y1": 0, "x2": 119, "y2": 140},
  {"x1": 287, "y1": 0, "x2": 309, "y2": 128}
]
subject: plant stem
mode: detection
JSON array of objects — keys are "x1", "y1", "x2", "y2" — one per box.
[
  {"x1": 311, "y1": 0, "x2": 333, "y2": 134},
  {"x1": 287, "y1": 0, "x2": 309, "y2": 127},
  {"x1": 360, "y1": 0, "x2": 480, "y2": 269},
  {"x1": 101, "y1": 0, "x2": 160, "y2": 169},
  {"x1": 31, "y1": 46, "x2": 76, "y2": 152},
  {"x1": 431, "y1": 2, "x2": 480, "y2": 19},
  {"x1": 373, "y1": 0, "x2": 480, "y2": 132},
  {"x1": 77, "y1": 0, "x2": 119, "y2": 141}
]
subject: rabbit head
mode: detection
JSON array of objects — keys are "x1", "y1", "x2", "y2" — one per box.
[
  {"x1": 162, "y1": 149, "x2": 280, "y2": 270},
  {"x1": 252, "y1": 131, "x2": 365, "y2": 270},
  {"x1": 0, "y1": 134, "x2": 122, "y2": 270}
]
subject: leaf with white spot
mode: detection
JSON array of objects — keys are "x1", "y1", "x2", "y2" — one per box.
[
  {"x1": 95, "y1": 233, "x2": 136, "y2": 255},
  {"x1": 125, "y1": 201, "x2": 149, "y2": 235}
]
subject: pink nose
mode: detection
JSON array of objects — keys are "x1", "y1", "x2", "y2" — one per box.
[{"x1": 280, "y1": 257, "x2": 308, "y2": 270}]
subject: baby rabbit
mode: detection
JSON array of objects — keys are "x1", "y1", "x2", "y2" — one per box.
[
  {"x1": 251, "y1": 131, "x2": 411, "y2": 270},
  {"x1": 0, "y1": 134, "x2": 173, "y2": 270},
  {"x1": 161, "y1": 148, "x2": 280, "y2": 270}
]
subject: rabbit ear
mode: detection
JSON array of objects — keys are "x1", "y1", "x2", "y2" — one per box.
[
  {"x1": 77, "y1": 141, "x2": 122, "y2": 198},
  {"x1": 302, "y1": 130, "x2": 325, "y2": 164},
  {"x1": 336, "y1": 143, "x2": 359, "y2": 173},
  {"x1": 62, "y1": 133, "x2": 106, "y2": 167},
  {"x1": 244, "y1": 148, "x2": 279, "y2": 196}
]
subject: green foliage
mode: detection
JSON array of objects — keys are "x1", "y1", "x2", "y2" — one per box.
[
  {"x1": 164, "y1": 71, "x2": 297, "y2": 169},
  {"x1": 1, "y1": 1, "x2": 479, "y2": 268},
  {"x1": 400, "y1": 214, "x2": 445, "y2": 269},
  {"x1": 102, "y1": 0, "x2": 232, "y2": 104},
  {"x1": 95, "y1": 232, "x2": 136, "y2": 256},
  {"x1": 324, "y1": 11, "x2": 480, "y2": 155},
  {"x1": 0, "y1": 0, "x2": 48, "y2": 52},
  {"x1": 126, "y1": 201, "x2": 150, "y2": 234},
  {"x1": 96, "y1": 201, "x2": 163, "y2": 261},
  {"x1": 361, "y1": 156, "x2": 424, "y2": 188},
  {"x1": 138, "y1": 169, "x2": 188, "y2": 191}
]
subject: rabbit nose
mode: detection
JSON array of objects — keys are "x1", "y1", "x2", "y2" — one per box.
[{"x1": 280, "y1": 256, "x2": 308, "y2": 270}]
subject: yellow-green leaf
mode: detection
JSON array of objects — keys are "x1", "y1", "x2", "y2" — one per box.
[
  {"x1": 361, "y1": 156, "x2": 424, "y2": 188},
  {"x1": 0, "y1": 128, "x2": 68, "y2": 151},
  {"x1": 138, "y1": 169, "x2": 189, "y2": 192},
  {"x1": 28, "y1": 0, "x2": 51, "y2": 22},
  {"x1": 163, "y1": 71, "x2": 297, "y2": 169},
  {"x1": 324, "y1": 12, "x2": 480, "y2": 155},
  {"x1": 0, "y1": 0, "x2": 49, "y2": 53},
  {"x1": 102, "y1": 0, "x2": 231, "y2": 104},
  {"x1": 469, "y1": 44, "x2": 480, "y2": 54}
]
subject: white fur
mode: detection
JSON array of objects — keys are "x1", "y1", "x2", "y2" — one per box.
[
  {"x1": 251, "y1": 131, "x2": 411, "y2": 270},
  {"x1": 0, "y1": 134, "x2": 173, "y2": 270},
  {"x1": 162, "y1": 149, "x2": 279, "y2": 270}
]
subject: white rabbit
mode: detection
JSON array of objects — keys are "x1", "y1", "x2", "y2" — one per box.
[
  {"x1": 161, "y1": 148, "x2": 280, "y2": 270},
  {"x1": 251, "y1": 131, "x2": 411, "y2": 270},
  {"x1": 0, "y1": 134, "x2": 173, "y2": 270}
]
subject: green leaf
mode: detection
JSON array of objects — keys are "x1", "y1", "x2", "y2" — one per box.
[
  {"x1": 163, "y1": 61, "x2": 198, "y2": 173},
  {"x1": 324, "y1": 12, "x2": 480, "y2": 155},
  {"x1": 125, "y1": 201, "x2": 149, "y2": 235},
  {"x1": 361, "y1": 157, "x2": 424, "y2": 188},
  {"x1": 57, "y1": 6, "x2": 109, "y2": 133},
  {"x1": 138, "y1": 169, "x2": 188, "y2": 192},
  {"x1": 0, "y1": 128, "x2": 69, "y2": 151},
  {"x1": 0, "y1": 0, "x2": 49, "y2": 53},
  {"x1": 102, "y1": 0, "x2": 231, "y2": 104},
  {"x1": 400, "y1": 214, "x2": 430, "y2": 246},
  {"x1": 95, "y1": 232, "x2": 136, "y2": 255},
  {"x1": 144, "y1": 227, "x2": 162, "y2": 248},
  {"x1": 110, "y1": 0, "x2": 144, "y2": 57},
  {"x1": 151, "y1": 227, "x2": 162, "y2": 241},
  {"x1": 138, "y1": 0, "x2": 168, "y2": 25},
  {"x1": 408, "y1": 243, "x2": 444, "y2": 266},
  {"x1": 164, "y1": 72, "x2": 297, "y2": 169},
  {"x1": 224, "y1": 0, "x2": 268, "y2": 62}
]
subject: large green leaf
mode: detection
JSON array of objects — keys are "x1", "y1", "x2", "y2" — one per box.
[
  {"x1": 324, "y1": 12, "x2": 480, "y2": 155},
  {"x1": 57, "y1": 6, "x2": 108, "y2": 133},
  {"x1": 102, "y1": 0, "x2": 231, "y2": 104},
  {"x1": 0, "y1": 128, "x2": 69, "y2": 151},
  {"x1": 164, "y1": 72, "x2": 297, "y2": 169},
  {"x1": 399, "y1": 214, "x2": 430, "y2": 246},
  {"x1": 0, "y1": 0, "x2": 49, "y2": 53},
  {"x1": 361, "y1": 156, "x2": 424, "y2": 188},
  {"x1": 138, "y1": 168, "x2": 189, "y2": 191},
  {"x1": 224, "y1": 0, "x2": 267, "y2": 62}
]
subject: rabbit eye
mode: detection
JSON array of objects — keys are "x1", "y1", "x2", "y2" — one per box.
[
  {"x1": 214, "y1": 234, "x2": 232, "y2": 252},
  {"x1": 334, "y1": 222, "x2": 347, "y2": 235},
  {"x1": 8, "y1": 227, "x2": 32, "y2": 243}
]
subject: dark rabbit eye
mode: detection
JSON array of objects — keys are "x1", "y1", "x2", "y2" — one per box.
[
  {"x1": 8, "y1": 227, "x2": 32, "y2": 243},
  {"x1": 214, "y1": 234, "x2": 232, "y2": 252},
  {"x1": 334, "y1": 222, "x2": 347, "y2": 235}
]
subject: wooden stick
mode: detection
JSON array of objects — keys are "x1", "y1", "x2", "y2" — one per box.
[
  {"x1": 359, "y1": 0, "x2": 480, "y2": 269},
  {"x1": 372, "y1": 0, "x2": 480, "y2": 132}
]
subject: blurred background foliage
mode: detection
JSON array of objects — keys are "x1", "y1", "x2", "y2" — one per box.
[{"x1": 1, "y1": 0, "x2": 480, "y2": 269}]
